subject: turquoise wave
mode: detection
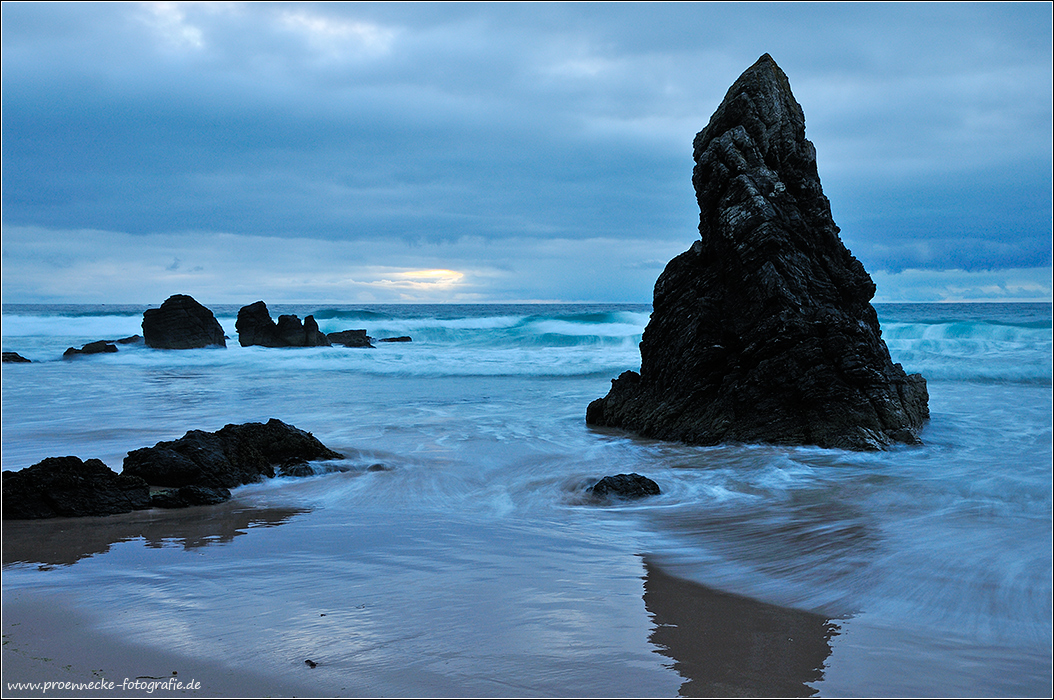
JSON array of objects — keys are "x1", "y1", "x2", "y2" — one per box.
[{"x1": 2, "y1": 303, "x2": 1049, "y2": 383}]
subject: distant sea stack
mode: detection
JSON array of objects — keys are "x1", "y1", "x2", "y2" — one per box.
[
  {"x1": 142, "y1": 294, "x2": 226, "y2": 349},
  {"x1": 587, "y1": 54, "x2": 928, "y2": 451}
]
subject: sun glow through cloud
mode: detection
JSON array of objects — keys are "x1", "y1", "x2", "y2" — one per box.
[
  {"x1": 396, "y1": 269, "x2": 465, "y2": 282},
  {"x1": 367, "y1": 268, "x2": 468, "y2": 300}
]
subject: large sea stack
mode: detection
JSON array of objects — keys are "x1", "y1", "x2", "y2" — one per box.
[{"x1": 587, "y1": 54, "x2": 928, "y2": 451}]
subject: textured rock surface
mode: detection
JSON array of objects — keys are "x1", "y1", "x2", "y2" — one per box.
[
  {"x1": 2, "y1": 456, "x2": 151, "y2": 519},
  {"x1": 588, "y1": 473, "x2": 661, "y2": 500},
  {"x1": 142, "y1": 294, "x2": 226, "y2": 349},
  {"x1": 237, "y1": 301, "x2": 331, "y2": 347},
  {"x1": 3, "y1": 352, "x2": 32, "y2": 363},
  {"x1": 150, "y1": 484, "x2": 233, "y2": 509},
  {"x1": 123, "y1": 419, "x2": 342, "y2": 489},
  {"x1": 587, "y1": 54, "x2": 928, "y2": 451}
]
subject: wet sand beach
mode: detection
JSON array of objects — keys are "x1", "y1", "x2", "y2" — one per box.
[{"x1": 2, "y1": 497, "x2": 846, "y2": 698}]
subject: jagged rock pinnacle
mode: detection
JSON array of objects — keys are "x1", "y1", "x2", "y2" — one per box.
[{"x1": 587, "y1": 54, "x2": 929, "y2": 450}]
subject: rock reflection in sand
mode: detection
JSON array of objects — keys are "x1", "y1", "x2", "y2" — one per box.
[
  {"x1": 1, "y1": 502, "x2": 309, "y2": 568},
  {"x1": 643, "y1": 559, "x2": 839, "y2": 697}
]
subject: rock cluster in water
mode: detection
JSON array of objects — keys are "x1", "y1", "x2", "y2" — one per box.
[
  {"x1": 586, "y1": 54, "x2": 928, "y2": 451},
  {"x1": 5, "y1": 294, "x2": 407, "y2": 361},
  {"x1": 2, "y1": 419, "x2": 342, "y2": 519},
  {"x1": 236, "y1": 300, "x2": 332, "y2": 348}
]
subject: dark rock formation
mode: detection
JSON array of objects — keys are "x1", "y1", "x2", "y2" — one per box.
[
  {"x1": 588, "y1": 473, "x2": 661, "y2": 500},
  {"x1": 236, "y1": 301, "x2": 331, "y2": 347},
  {"x1": 2, "y1": 456, "x2": 151, "y2": 519},
  {"x1": 123, "y1": 419, "x2": 342, "y2": 489},
  {"x1": 378, "y1": 336, "x2": 412, "y2": 343},
  {"x1": 327, "y1": 329, "x2": 374, "y2": 348},
  {"x1": 287, "y1": 313, "x2": 331, "y2": 347},
  {"x1": 235, "y1": 301, "x2": 280, "y2": 346},
  {"x1": 61, "y1": 336, "x2": 142, "y2": 358},
  {"x1": 587, "y1": 54, "x2": 928, "y2": 451},
  {"x1": 142, "y1": 294, "x2": 226, "y2": 349},
  {"x1": 3, "y1": 352, "x2": 31, "y2": 363},
  {"x1": 2, "y1": 420, "x2": 340, "y2": 520},
  {"x1": 63, "y1": 340, "x2": 119, "y2": 357}
]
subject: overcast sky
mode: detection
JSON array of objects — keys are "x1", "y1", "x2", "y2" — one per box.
[{"x1": 2, "y1": 2, "x2": 1051, "y2": 304}]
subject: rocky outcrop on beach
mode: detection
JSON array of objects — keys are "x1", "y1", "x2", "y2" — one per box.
[
  {"x1": 142, "y1": 294, "x2": 227, "y2": 349},
  {"x1": 123, "y1": 419, "x2": 343, "y2": 490},
  {"x1": 2, "y1": 420, "x2": 342, "y2": 519},
  {"x1": 327, "y1": 329, "x2": 374, "y2": 348},
  {"x1": 588, "y1": 473, "x2": 661, "y2": 500},
  {"x1": 3, "y1": 352, "x2": 32, "y2": 363},
  {"x1": 2, "y1": 456, "x2": 151, "y2": 519},
  {"x1": 236, "y1": 301, "x2": 331, "y2": 347},
  {"x1": 586, "y1": 54, "x2": 928, "y2": 451}
]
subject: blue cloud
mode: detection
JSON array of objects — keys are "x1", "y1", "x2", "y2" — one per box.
[{"x1": 1, "y1": 2, "x2": 1050, "y2": 302}]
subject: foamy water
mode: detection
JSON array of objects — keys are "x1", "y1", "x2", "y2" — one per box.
[{"x1": 2, "y1": 302, "x2": 1051, "y2": 696}]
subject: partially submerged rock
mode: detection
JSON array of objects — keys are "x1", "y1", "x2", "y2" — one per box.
[
  {"x1": 62, "y1": 336, "x2": 143, "y2": 358},
  {"x1": 3, "y1": 352, "x2": 32, "y2": 363},
  {"x1": 587, "y1": 54, "x2": 928, "y2": 451},
  {"x1": 588, "y1": 473, "x2": 660, "y2": 500},
  {"x1": 2, "y1": 456, "x2": 150, "y2": 519},
  {"x1": 142, "y1": 294, "x2": 226, "y2": 349},
  {"x1": 63, "y1": 340, "x2": 118, "y2": 357},
  {"x1": 327, "y1": 329, "x2": 374, "y2": 348},
  {"x1": 237, "y1": 301, "x2": 331, "y2": 347},
  {"x1": 123, "y1": 419, "x2": 342, "y2": 489}
]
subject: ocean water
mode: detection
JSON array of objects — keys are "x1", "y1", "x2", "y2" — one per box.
[{"x1": 1, "y1": 302, "x2": 1051, "y2": 697}]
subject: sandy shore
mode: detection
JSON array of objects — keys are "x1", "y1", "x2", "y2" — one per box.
[{"x1": 2, "y1": 588, "x2": 348, "y2": 698}]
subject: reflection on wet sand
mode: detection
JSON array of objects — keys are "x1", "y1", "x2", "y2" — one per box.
[
  {"x1": 643, "y1": 559, "x2": 839, "y2": 697},
  {"x1": 1, "y1": 502, "x2": 309, "y2": 568}
]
